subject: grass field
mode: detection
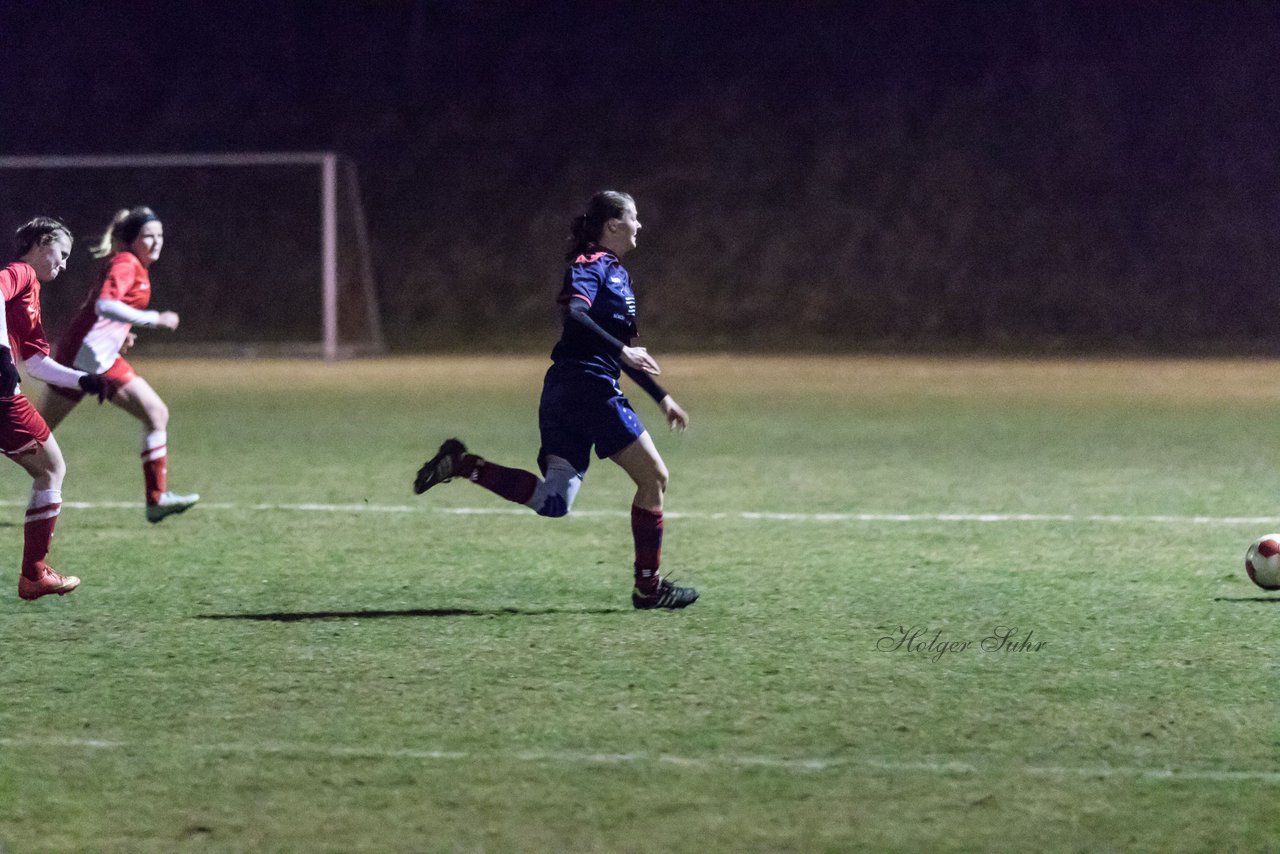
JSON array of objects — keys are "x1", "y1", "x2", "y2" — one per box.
[{"x1": 1, "y1": 355, "x2": 1278, "y2": 852}]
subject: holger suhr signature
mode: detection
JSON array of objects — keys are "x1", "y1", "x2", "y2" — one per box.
[{"x1": 876, "y1": 625, "x2": 1047, "y2": 662}]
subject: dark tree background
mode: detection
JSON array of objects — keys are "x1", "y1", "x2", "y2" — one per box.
[{"x1": 2, "y1": 1, "x2": 1277, "y2": 352}]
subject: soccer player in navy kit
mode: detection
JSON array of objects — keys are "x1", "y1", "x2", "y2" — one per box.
[{"x1": 415, "y1": 191, "x2": 697, "y2": 609}]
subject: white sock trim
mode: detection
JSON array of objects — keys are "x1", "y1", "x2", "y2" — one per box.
[
  {"x1": 26, "y1": 489, "x2": 62, "y2": 520},
  {"x1": 142, "y1": 430, "x2": 167, "y2": 461}
]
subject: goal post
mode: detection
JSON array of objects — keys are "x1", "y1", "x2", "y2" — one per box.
[{"x1": 0, "y1": 152, "x2": 385, "y2": 361}]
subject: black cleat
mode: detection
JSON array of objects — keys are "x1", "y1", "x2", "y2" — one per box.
[
  {"x1": 631, "y1": 578, "x2": 699, "y2": 610},
  {"x1": 414, "y1": 438, "x2": 468, "y2": 494}
]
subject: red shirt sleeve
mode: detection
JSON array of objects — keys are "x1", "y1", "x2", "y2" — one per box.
[
  {"x1": 0, "y1": 263, "x2": 26, "y2": 302},
  {"x1": 100, "y1": 253, "x2": 139, "y2": 302},
  {"x1": 2, "y1": 264, "x2": 50, "y2": 360}
]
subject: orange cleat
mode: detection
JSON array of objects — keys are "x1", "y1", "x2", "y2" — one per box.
[{"x1": 18, "y1": 566, "x2": 81, "y2": 600}]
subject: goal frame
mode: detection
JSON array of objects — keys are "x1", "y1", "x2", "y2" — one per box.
[{"x1": 0, "y1": 151, "x2": 385, "y2": 361}]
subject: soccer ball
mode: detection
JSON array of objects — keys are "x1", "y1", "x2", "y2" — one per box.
[{"x1": 1244, "y1": 535, "x2": 1280, "y2": 590}]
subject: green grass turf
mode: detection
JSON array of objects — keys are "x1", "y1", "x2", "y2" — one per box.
[{"x1": 1, "y1": 355, "x2": 1277, "y2": 852}]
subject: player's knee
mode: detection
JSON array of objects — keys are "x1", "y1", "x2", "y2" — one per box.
[
  {"x1": 531, "y1": 479, "x2": 578, "y2": 518},
  {"x1": 529, "y1": 456, "x2": 582, "y2": 518},
  {"x1": 33, "y1": 453, "x2": 66, "y2": 491},
  {"x1": 534, "y1": 496, "x2": 571, "y2": 518},
  {"x1": 652, "y1": 461, "x2": 669, "y2": 495},
  {"x1": 148, "y1": 400, "x2": 169, "y2": 430}
]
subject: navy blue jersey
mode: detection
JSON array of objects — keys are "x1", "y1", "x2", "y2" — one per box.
[{"x1": 549, "y1": 247, "x2": 638, "y2": 378}]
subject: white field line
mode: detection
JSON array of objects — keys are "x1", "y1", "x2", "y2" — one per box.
[
  {"x1": 0, "y1": 499, "x2": 1274, "y2": 525},
  {"x1": 1, "y1": 736, "x2": 1277, "y2": 783}
]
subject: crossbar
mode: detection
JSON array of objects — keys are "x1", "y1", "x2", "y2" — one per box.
[
  {"x1": 0, "y1": 153, "x2": 332, "y2": 169},
  {"x1": 0, "y1": 151, "x2": 375, "y2": 360}
]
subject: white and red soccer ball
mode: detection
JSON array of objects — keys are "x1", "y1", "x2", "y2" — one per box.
[{"x1": 1244, "y1": 534, "x2": 1280, "y2": 590}]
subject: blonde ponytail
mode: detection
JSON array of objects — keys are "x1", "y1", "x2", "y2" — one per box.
[{"x1": 90, "y1": 208, "x2": 132, "y2": 260}]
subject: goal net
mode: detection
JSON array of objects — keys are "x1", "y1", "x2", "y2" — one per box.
[{"x1": 0, "y1": 152, "x2": 385, "y2": 360}]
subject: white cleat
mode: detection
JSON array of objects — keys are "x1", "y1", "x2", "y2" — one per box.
[{"x1": 146, "y1": 491, "x2": 200, "y2": 524}]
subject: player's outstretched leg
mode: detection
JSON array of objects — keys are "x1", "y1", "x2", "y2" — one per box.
[{"x1": 414, "y1": 440, "x2": 580, "y2": 518}]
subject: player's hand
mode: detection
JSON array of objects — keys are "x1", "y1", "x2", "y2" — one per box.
[
  {"x1": 0, "y1": 346, "x2": 20, "y2": 397},
  {"x1": 621, "y1": 345, "x2": 660, "y2": 375},
  {"x1": 120, "y1": 332, "x2": 138, "y2": 354},
  {"x1": 157, "y1": 311, "x2": 180, "y2": 331},
  {"x1": 660, "y1": 395, "x2": 688, "y2": 432},
  {"x1": 77, "y1": 373, "x2": 109, "y2": 404}
]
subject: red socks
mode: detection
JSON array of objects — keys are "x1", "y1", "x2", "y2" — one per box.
[
  {"x1": 142, "y1": 431, "x2": 167, "y2": 505},
  {"x1": 465, "y1": 456, "x2": 538, "y2": 505},
  {"x1": 22, "y1": 491, "x2": 61, "y2": 581},
  {"x1": 631, "y1": 505, "x2": 664, "y2": 592},
  {"x1": 143, "y1": 457, "x2": 167, "y2": 505}
]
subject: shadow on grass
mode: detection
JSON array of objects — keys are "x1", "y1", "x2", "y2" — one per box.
[
  {"x1": 1213, "y1": 596, "x2": 1280, "y2": 603},
  {"x1": 195, "y1": 606, "x2": 628, "y2": 622}
]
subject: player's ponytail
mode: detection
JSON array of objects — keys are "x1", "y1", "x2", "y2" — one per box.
[
  {"x1": 565, "y1": 191, "x2": 634, "y2": 261},
  {"x1": 91, "y1": 206, "x2": 158, "y2": 259},
  {"x1": 12, "y1": 217, "x2": 72, "y2": 261},
  {"x1": 90, "y1": 209, "x2": 130, "y2": 259}
]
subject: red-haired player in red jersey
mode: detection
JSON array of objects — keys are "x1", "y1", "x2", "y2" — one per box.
[
  {"x1": 40, "y1": 207, "x2": 198, "y2": 524},
  {"x1": 1, "y1": 218, "x2": 108, "y2": 600}
]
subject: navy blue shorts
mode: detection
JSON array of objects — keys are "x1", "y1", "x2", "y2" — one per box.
[{"x1": 538, "y1": 365, "x2": 646, "y2": 474}]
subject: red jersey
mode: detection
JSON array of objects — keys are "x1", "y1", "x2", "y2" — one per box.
[
  {"x1": 0, "y1": 262, "x2": 52, "y2": 361},
  {"x1": 56, "y1": 251, "x2": 151, "y2": 372}
]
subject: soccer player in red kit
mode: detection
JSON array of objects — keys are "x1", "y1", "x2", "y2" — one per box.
[
  {"x1": 40, "y1": 207, "x2": 198, "y2": 523},
  {"x1": 1, "y1": 218, "x2": 108, "y2": 600}
]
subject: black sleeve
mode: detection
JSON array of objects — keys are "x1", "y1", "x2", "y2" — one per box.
[
  {"x1": 566, "y1": 299, "x2": 626, "y2": 354},
  {"x1": 0, "y1": 345, "x2": 18, "y2": 397},
  {"x1": 566, "y1": 301, "x2": 668, "y2": 404},
  {"x1": 621, "y1": 363, "x2": 669, "y2": 404}
]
